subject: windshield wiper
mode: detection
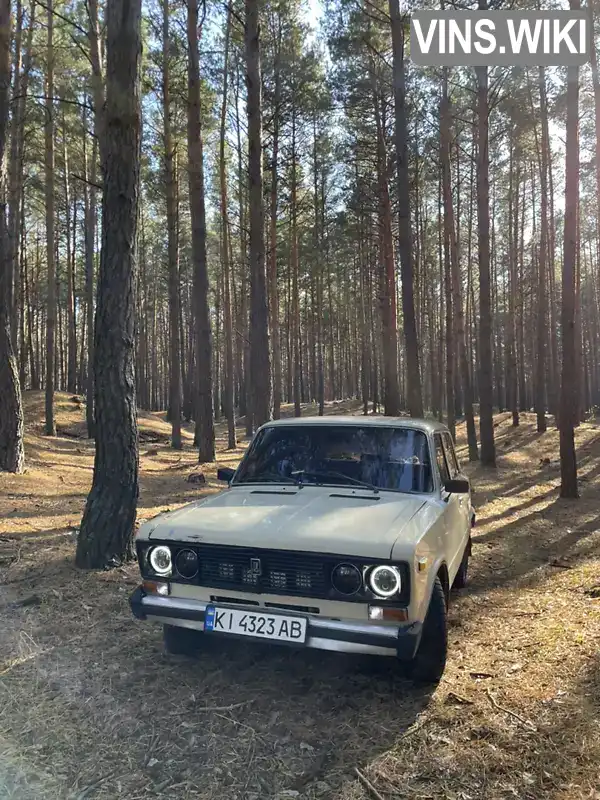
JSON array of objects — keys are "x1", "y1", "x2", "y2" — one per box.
[{"x1": 290, "y1": 469, "x2": 379, "y2": 493}]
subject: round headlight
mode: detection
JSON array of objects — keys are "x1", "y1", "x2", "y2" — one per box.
[
  {"x1": 175, "y1": 548, "x2": 198, "y2": 579},
  {"x1": 369, "y1": 565, "x2": 401, "y2": 598},
  {"x1": 149, "y1": 545, "x2": 172, "y2": 576},
  {"x1": 332, "y1": 563, "x2": 362, "y2": 595}
]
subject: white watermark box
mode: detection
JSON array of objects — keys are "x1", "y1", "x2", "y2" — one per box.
[{"x1": 410, "y1": 10, "x2": 589, "y2": 67}]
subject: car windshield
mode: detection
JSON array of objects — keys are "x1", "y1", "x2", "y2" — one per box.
[{"x1": 234, "y1": 424, "x2": 434, "y2": 494}]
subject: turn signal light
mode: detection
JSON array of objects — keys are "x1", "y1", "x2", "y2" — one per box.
[
  {"x1": 142, "y1": 580, "x2": 169, "y2": 596},
  {"x1": 368, "y1": 606, "x2": 408, "y2": 622}
]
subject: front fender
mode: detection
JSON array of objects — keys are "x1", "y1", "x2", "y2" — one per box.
[{"x1": 392, "y1": 504, "x2": 448, "y2": 624}]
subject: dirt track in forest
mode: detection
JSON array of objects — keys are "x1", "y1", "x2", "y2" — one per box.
[{"x1": 1, "y1": 392, "x2": 599, "y2": 800}]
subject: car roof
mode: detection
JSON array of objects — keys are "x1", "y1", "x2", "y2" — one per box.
[{"x1": 257, "y1": 415, "x2": 448, "y2": 435}]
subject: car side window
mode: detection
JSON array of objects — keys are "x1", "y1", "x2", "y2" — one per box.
[
  {"x1": 434, "y1": 434, "x2": 450, "y2": 486},
  {"x1": 442, "y1": 433, "x2": 460, "y2": 478}
]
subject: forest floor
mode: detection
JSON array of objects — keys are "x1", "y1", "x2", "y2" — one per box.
[{"x1": 0, "y1": 392, "x2": 599, "y2": 800}]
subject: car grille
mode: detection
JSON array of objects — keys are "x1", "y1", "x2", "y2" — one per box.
[
  {"x1": 191, "y1": 544, "x2": 329, "y2": 598},
  {"x1": 138, "y1": 541, "x2": 411, "y2": 604}
]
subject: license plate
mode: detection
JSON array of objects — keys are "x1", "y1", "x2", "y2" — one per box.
[{"x1": 204, "y1": 606, "x2": 307, "y2": 643}]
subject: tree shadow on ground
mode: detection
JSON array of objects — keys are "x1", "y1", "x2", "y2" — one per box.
[
  {"x1": 0, "y1": 577, "x2": 435, "y2": 799},
  {"x1": 467, "y1": 504, "x2": 600, "y2": 597}
]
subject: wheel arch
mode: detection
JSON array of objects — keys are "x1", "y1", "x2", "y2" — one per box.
[{"x1": 435, "y1": 561, "x2": 450, "y2": 608}]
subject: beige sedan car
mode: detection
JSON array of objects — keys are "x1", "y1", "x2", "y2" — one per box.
[{"x1": 130, "y1": 416, "x2": 474, "y2": 683}]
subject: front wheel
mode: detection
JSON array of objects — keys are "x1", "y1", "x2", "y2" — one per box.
[
  {"x1": 163, "y1": 624, "x2": 203, "y2": 657},
  {"x1": 407, "y1": 577, "x2": 448, "y2": 684}
]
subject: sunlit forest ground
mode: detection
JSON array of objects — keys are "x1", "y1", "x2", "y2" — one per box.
[{"x1": 0, "y1": 392, "x2": 599, "y2": 799}]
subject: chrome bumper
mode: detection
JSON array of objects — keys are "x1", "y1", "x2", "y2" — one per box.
[{"x1": 130, "y1": 587, "x2": 422, "y2": 659}]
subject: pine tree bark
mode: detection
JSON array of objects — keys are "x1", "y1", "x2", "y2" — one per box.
[
  {"x1": 315, "y1": 115, "x2": 325, "y2": 417},
  {"x1": 475, "y1": 52, "x2": 496, "y2": 466},
  {"x1": 452, "y1": 135, "x2": 478, "y2": 456},
  {"x1": 559, "y1": 11, "x2": 580, "y2": 499},
  {"x1": 63, "y1": 120, "x2": 78, "y2": 394},
  {"x1": 440, "y1": 67, "x2": 455, "y2": 438},
  {"x1": 0, "y1": 0, "x2": 25, "y2": 473},
  {"x1": 163, "y1": 0, "x2": 182, "y2": 450},
  {"x1": 88, "y1": 0, "x2": 105, "y2": 161},
  {"x1": 245, "y1": 0, "x2": 272, "y2": 427},
  {"x1": 11, "y1": 0, "x2": 35, "y2": 366},
  {"x1": 83, "y1": 109, "x2": 97, "y2": 437},
  {"x1": 507, "y1": 132, "x2": 519, "y2": 428},
  {"x1": 291, "y1": 111, "x2": 301, "y2": 418},
  {"x1": 219, "y1": 5, "x2": 236, "y2": 449},
  {"x1": 372, "y1": 78, "x2": 401, "y2": 416},
  {"x1": 535, "y1": 68, "x2": 549, "y2": 433},
  {"x1": 187, "y1": 0, "x2": 215, "y2": 461},
  {"x1": 389, "y1": 0, "x2": 422, "y2": 417},
  {"x1": 44, "y1": 0, "x2": 56, "y2": 435},
  {"x1": 76, "y1": 0, "x2": 142, "y2": 568},
  {"x1": 269, "y1": 28, "x2": 282, "y2": 420},
  {"x1": 7, "y1": 0, "x2": 31, "y2": 354}
]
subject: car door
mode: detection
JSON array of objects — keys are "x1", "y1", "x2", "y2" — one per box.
[
  {"x1": 442, "y1": 433, "x2": 472, "y2": 539},
  {"x1": 433, "y1": 433, "x2": 465, "y2": 582}
]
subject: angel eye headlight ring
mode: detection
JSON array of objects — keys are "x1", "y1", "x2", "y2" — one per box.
[
  {"x1": 149, "y1": 545, "x2": 172, "y2": 576},
  {"x1": 369, "y1": 565, "x2": 401, "y2": 598}
]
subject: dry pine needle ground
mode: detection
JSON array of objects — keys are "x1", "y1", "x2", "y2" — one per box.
[{"x1": 0, "y1": 392, "x2": 599, "y2": 800}]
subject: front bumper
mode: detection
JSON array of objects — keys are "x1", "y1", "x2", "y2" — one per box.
[{"x1": 130, "y1": 587, "x2": 422, "y2": 660}]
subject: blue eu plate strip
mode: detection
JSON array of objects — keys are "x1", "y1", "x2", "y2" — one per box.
[{"x1": 204, "y1": 605, "x2": 215, "y2": 631}]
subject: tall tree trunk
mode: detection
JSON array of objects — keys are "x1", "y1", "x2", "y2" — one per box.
[
  {"x1": 269, "y1": 24, "x2": 282, "y2": 420},
  {"x1": 475, "y1": 49, "x2": 496, "y2": 466},
  {"x1": 84, "y1": 108, "x2": 97, "y2": 437},
  {"x1": 18, "y1": 195, "x2": 26, "y2": 389},
  {"x1": 315, "y1": 116, "x2": 325, "y2": 416},
  {"x1": 507, "y1": 131, "x2": 519, "y2": 428},
  {"x1": 63, "y1": 118, "x2": 78, "y2": 394},
  {"x1": 6, "y1": 0, "x2": 22, "y2": 350},
  {"x1": 246, "y1": 0, "x2": 271, "y2": 427},
  {"x1": 8, "y1": 0, "x2": 34, "y2": 356},
  {"x1": 371, "y1": 69, "x2": 401, "y2": 417},
  {"x1": 559, "y1": 9, "x2": 580, "y2": 499},
  {"x1": 291, "y1": 111, "x2": 301, "y2": 418},
  {"x1": 535, "y1": 67, "x2": 549, "y2": 433},
  {"x1": 440, "y1": 67, "x2": 455, "y2": 438},
  {"x1": 389, "y1": 0, "x2": 422, "y2": 417},
  {"x1": 76, "y1": 0, "x2": 142, "y2": 567},
  {"x1": 44, "y1": 0, "x2": 56, "y2": 435},
  {"x1": 187, "y1": 0, "x2": 215, "y2": 461},
  {"x1": 0, "y1": 0, "x2": 25, "y2": 473},
  {"x1": 88, "y1": 0, "x2": 105, "y2": 160},
  {"x1": 163, "y1": 0, "x2": 181, "y2": 450},
  {"x1": 219, "y1": 5, "x2": 236, "y2": 449},
  {"x1": 84, "y1": 0, "x2": 103, "y2": 435},
  {"x1": 453, "y1": 136, "x2": 478, "y2": 456}
]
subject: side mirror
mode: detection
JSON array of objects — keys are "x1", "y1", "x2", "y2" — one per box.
[
  {"x1": 444, "y1": 475, "x2": 470, "y2": 494},
  {"x1": 217, "y1": 467, "x2": 236, "y2": 483}
]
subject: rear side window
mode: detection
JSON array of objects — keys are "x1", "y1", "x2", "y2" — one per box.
[
  {"x1": 442, "y1": 433, "x2": 460, "y2": 478},
  {"x1": 434, "y1": 434, "x2": 450, "y2": 485}
]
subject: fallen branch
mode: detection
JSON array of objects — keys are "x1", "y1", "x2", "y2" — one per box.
[
  {"x1": 397, "y1": 716, "x2": 426, "y2": 740},
  {"x1": 196, "y1": 700, "x2": 252, "y2": 712},
  {"x1": 486, "y1": 689, "x2": 537, "y2": 731},
  {"x1": 75, "y1": 769, "x2": 117, "y2": 800},
  {"x1": 354, "y1": 767, "x2": 386, "y2": 800}
]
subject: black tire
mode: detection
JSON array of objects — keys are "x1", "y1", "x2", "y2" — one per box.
[
  {"x1": 408, "y1": 577, "x2": 448, "y2": 684},
  {"x1": 453, "y1": 536, "x2": 471, "y2": 590},
  {"x1": 163, "y1": 624, "x2": 202, "y2": 656}
]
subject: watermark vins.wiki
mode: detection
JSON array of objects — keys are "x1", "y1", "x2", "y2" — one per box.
[{"x1": 410, "y1": 11, "x2": 589, "y2": 67}]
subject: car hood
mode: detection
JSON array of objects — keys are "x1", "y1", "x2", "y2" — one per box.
[{"x1": 143, "y1": 485, "x2": 427, "y2": 560}]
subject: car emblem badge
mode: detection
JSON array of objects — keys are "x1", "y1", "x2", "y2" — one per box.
[{"x1": 250, "y1": 558, "x2": 262, "y2": 575}]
